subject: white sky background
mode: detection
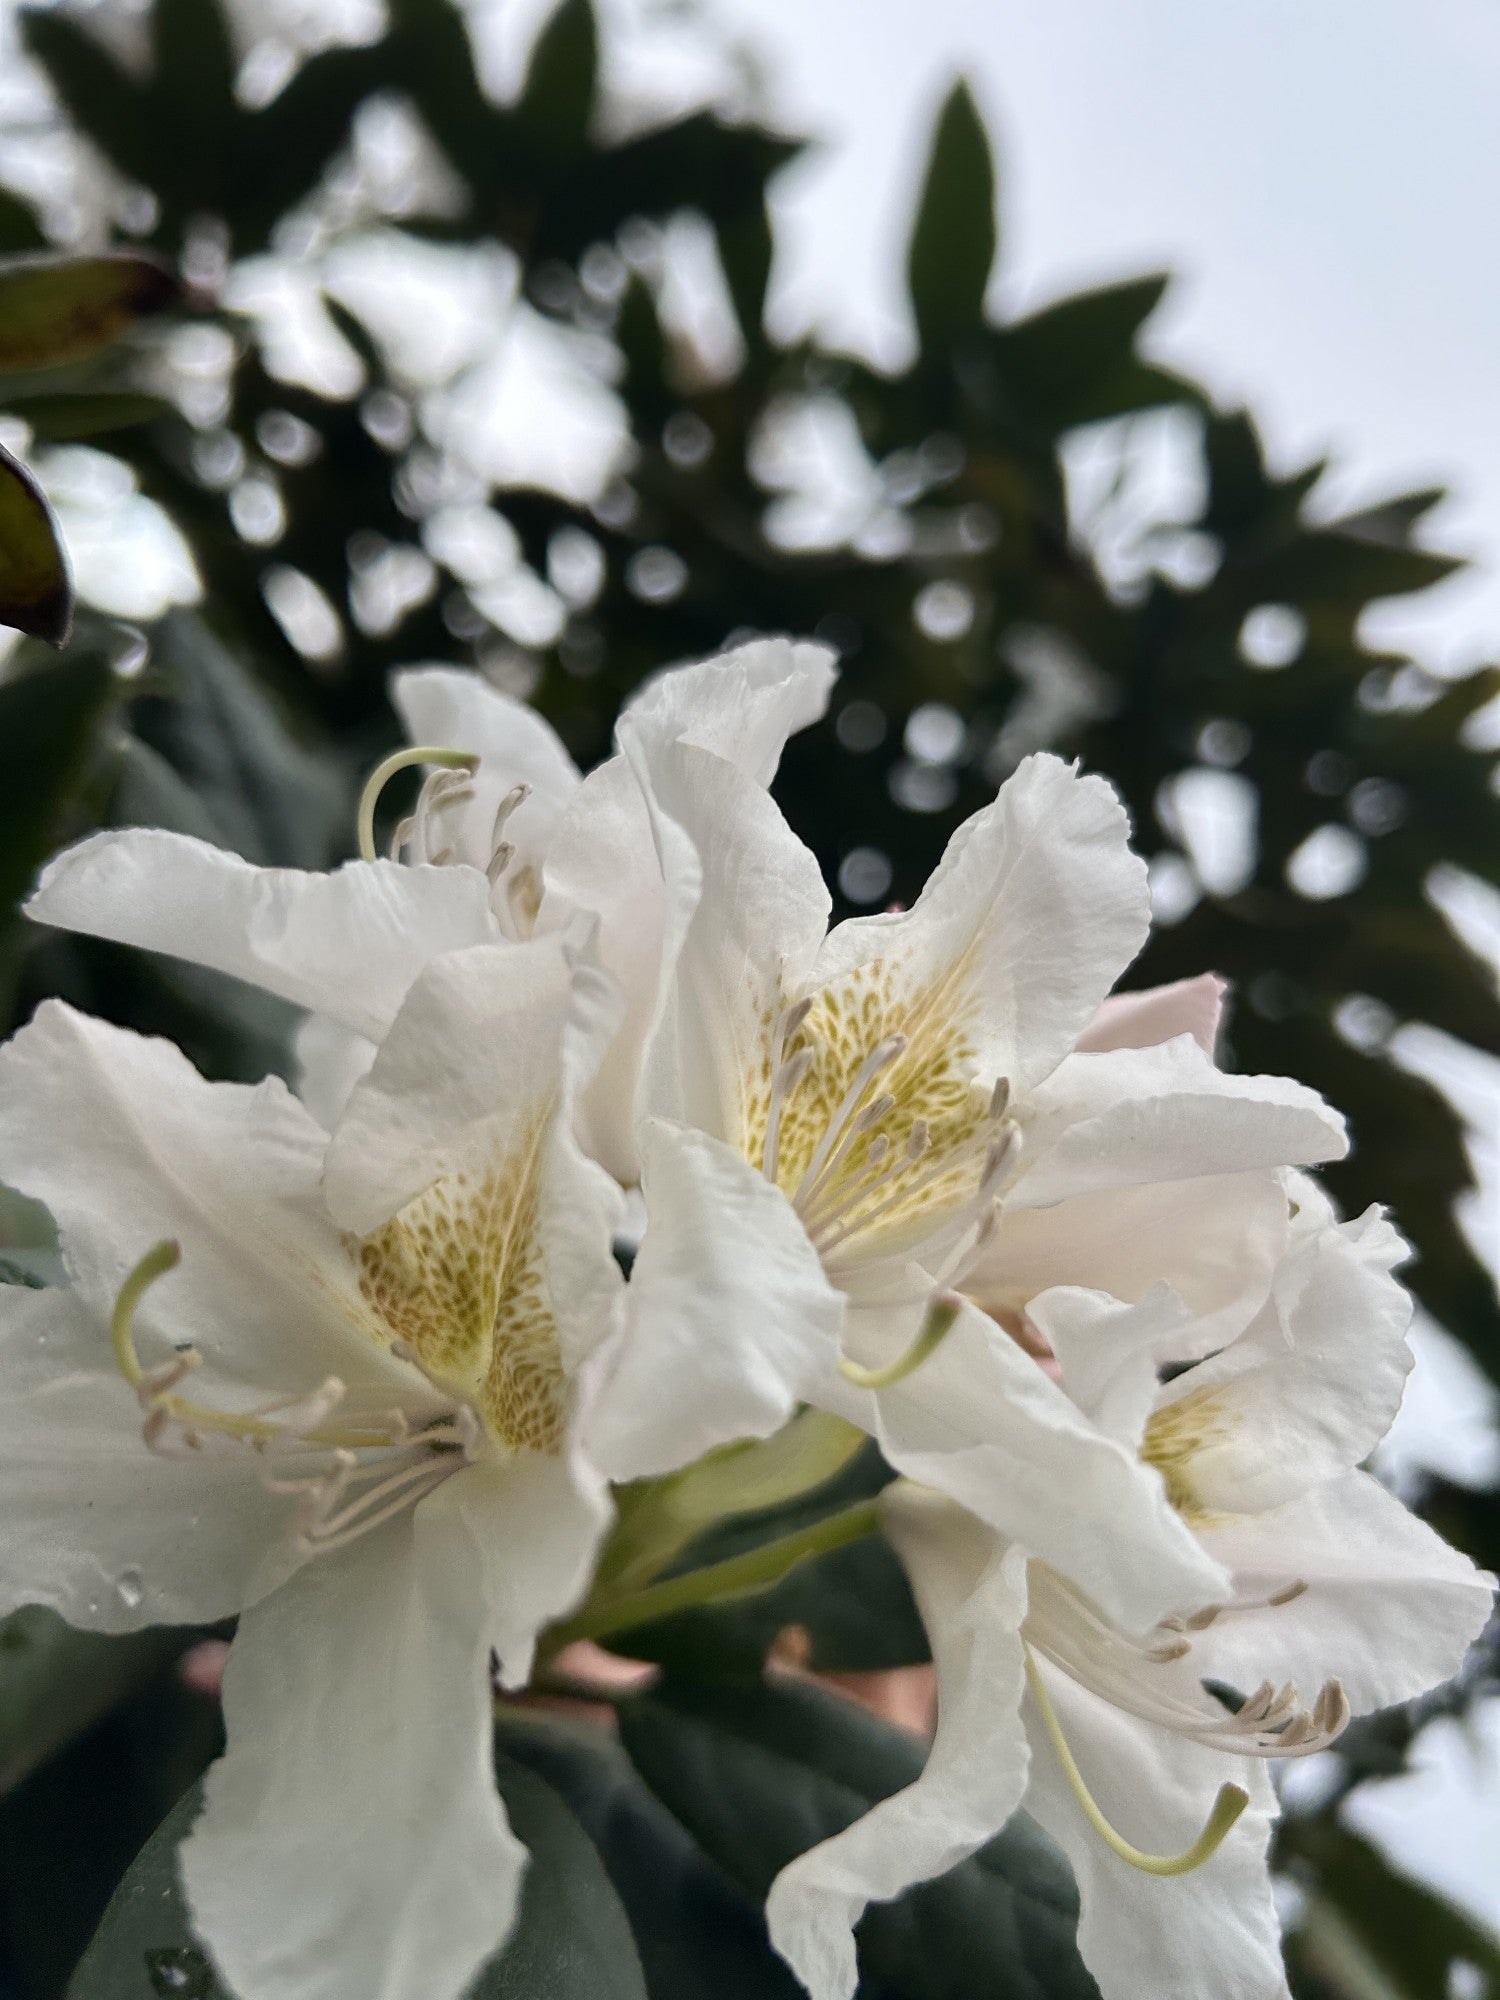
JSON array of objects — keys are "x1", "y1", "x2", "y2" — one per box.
[{"x1": 702, "y1": 0, "x2": 1500, "y2": 673}]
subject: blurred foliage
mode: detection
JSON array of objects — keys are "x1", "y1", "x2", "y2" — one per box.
[{"x1": 0, "y1": 0, "x2": 1497, "y2": 1992}]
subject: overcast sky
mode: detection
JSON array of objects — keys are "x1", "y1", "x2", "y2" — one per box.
[{"x1": 699, "y1": 0, "x2": 1500, "y2": 673}]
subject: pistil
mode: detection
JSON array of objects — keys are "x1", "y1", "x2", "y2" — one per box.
[{"x1": 1024, "y1": 1648, "x2": 1251, "y2": 1878}]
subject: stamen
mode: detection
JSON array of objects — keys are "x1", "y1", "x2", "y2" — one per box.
[
  {"x1": 490, "y1": 783, "x2": 530, "y2": 855},
  {"x1": 1024, "y1": 1649, "x2": 1250, "y2": 1877},
  {"x1": 792, "y1": 1035, "x2": 907, "y2": 1203},
  {"x1": 413, "y1": 768, "x2": 475, "y2": 866},
  {"x1": 840, "y1": 1292, "x2": 961, "y2": 1390},
  {"x1": 107, "y1": 1242, "x2": 479, "y2": 1551},
  {"x1": 795, "y1": 1094, "x2": 896, "y2": 1217},
  {"x1": 356, "y1": 746, "x2": 478, "y2": 864},
  {"x1": 762, "y1": 1046, "x2": 815, "y2": 1184}
]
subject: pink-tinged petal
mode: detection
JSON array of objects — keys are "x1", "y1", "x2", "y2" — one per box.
[
  {"x1": 968, "y1": 1169, "x2": 1289, "y2": 1351},
  {"x1": 1017, "y1": 1038, "x2": 1346, "y2": 1210},
  {"x1": 28, "y1": 830, "x2": 498, "y2": 1042},
  {"x1": 1077, "y1": 973, "x2": 1226, "y2": 1057},
  {"x1": 767, "y1": 1491, "x2": 1030, "y2": 2000}
]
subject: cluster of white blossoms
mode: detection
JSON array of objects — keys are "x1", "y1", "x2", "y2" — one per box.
[{"x1": 2, "y1": 637, "x2": 1493, "y2": 2000}]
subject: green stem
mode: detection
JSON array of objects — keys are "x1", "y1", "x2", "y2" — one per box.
[{"x1": 551, "y1": 1497, "x2": 884, "y2": 1650}]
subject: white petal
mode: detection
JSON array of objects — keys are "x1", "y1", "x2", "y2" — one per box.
[
  {"x1": 0, "y1": 1003, "x2": 401, "y2": 1398},
  {"x1": 391, "y1": 665, "x2": 581, "y2": 884},
  {"x1": 539, "y1": 754, "x2": 670, "y2": 1182},
  {"x1": 1022, "y1": 1659, "x2": 1289, "y2": 2000},
  {"x1": 630, "y1": 737, "x2": 830, "y2": 1144},
  {"x1": 623, "y1": 634, "x2": 837, "y2": 785},
  {"x1": 442, "y1": 1454, "x2": 613, "y2": 1691},
  {"x1": 971, "y1": 1170, "x2": 1288, "y2": 1345},
  {"x1": 28, "y1": 830, "x2": 498, "y2": 1042},
  {"x1": 1157, "y1": 1208, "x2": 1413, "y2": 1513},
  {"x1": 767, "y1": 1490, "x2": 1030, "y2": 2000},
  {"x1": 840, "y1": 1293, "x2": 1226, "y2": 1633},
  {"x1": 583, "y1": 1121, "x2": 844, "y2": 1480},
  {"x1": 1195, "y1": 1469, "x2": 1496, "y2": 1714},
  {"x1": 323, "y1": 934, "x2": 618, "y2": 1236},
  {"x1": 1027, "y1": 1284, "x2": 1196, "y2": 1448},
  {"x1": 1018, "y1": 1037, "x2": 1346, "y2": 1210},
  {"x1": 183, "y1": 1489, "x2": 524, "y2": 2000},
  {"x1": 323, "y1": 935, "x2": 625, "y2": 1395},
  {"x1": 291, "y1": 1012, "x2": 375, "y2": 1132},
  {"x1": 0, "y1": 1282, "x2": 302, "y2": 1631},
  {"x1": 540, "y1": 638, "x2": 834, "y2": 1181},
  {"x1": 1077, "y1": 974, "x2": 1226, "y2": 1057},
  {"x1": 814, "y1": 754, "x2": 1150, "y2": 1092}
]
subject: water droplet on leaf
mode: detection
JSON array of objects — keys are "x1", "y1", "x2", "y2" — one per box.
[
  {"x1": 146, "y1": 1947, "x2": 212, "y2": 1997},
  {"x1": 116, "y1": 1568, "x2": 144, "y2": 1611}
]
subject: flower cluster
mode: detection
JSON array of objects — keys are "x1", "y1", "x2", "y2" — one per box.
[{"x1": 3, "y1": 638, "x2": 1492, "y2": 2000}]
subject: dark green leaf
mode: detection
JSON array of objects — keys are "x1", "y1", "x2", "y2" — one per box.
[
  {"x1": 0, "y1": 186, "x2": 46, "y2": 254},
  {"x1": 906, "y1": 81, "x2": 997, "y2": 353},
  {"x1": 20, "y1": 11, "x2": 160, "y2": 191},
  {"x1": 68, "y1": 1758, "x2": 647, "y2": 2000},
  {"x1": 20, "y1": 392, "x2": 173, "y2": 443},
  {"x1": 0, "y1": 253, "x2": 179, "y2": 374},
  {"x1": 619, "y1": 1678, "x2": 1098, "y2": 2000},
  {"x1": 131, "y1": 611, "x2": 347, "y2": 868},
  {"x1": 515, "y1": 0, "x2": 598, "y2": 150},
  {"x1": 621, "y1": 1529, "x2": 928, "y2": 1678},
  {"x1": 0, "y1": 1609, "x2": 183, "y2": 1800},
  {"x1": 0, "y1": 439, "x2": 73, "y2": 643},
  {"x1": 63, "y1": 1786, "x2": 228, "y2": 2000},
  {"x1": 0, "y1": 645, "x2": 116, "y2": 911},
  {"x1": 480, "y1": 1750, "x2": 648, "y2": 1999},
  {"x1": 2, "y1": 1674, "x2": 219, "y2": 2000},
  {"x1": 996, "y1": 275, "x2": 1195, "y2": 431},
  {"x1": 499, "y1": 1711, "x2": 805, "y2": 2000}
]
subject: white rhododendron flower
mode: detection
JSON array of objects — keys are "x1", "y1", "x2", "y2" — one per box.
[
  {"x1": 5, "y1": 629, "x2": 1492, "y2": 2000},
  {"x1": 589, "y1": 735, "x2": 1345, "y2": 1600},
  {"x1": 766, "y1": 1186, "x2": 1497, "y2": 2000},
  {"x1": 25, "y1": 638, "x2": 835, "y2": 1176},
  {"x1": 0, "y1": 924, "x2": 751, "y2": 2000}
]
